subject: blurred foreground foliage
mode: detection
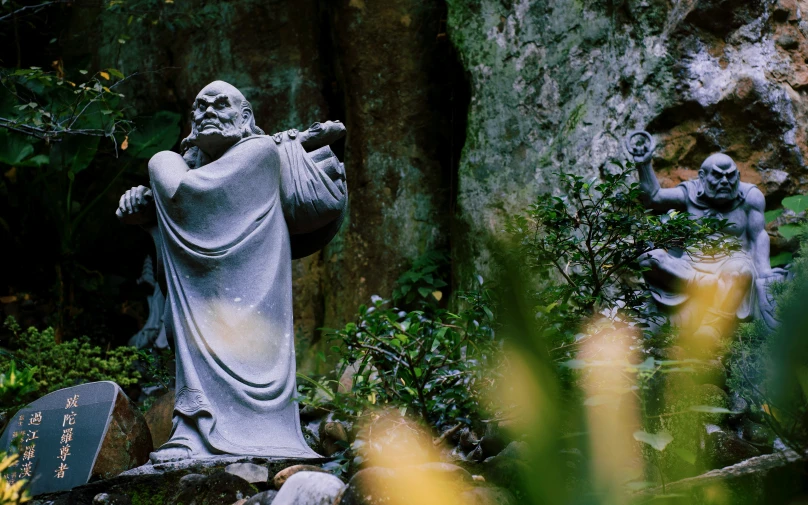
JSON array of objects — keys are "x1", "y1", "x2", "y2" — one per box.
[
  {"x1": 729, "y1": 235, "x2": 808, "y2": 452},
  {"x1": 298, "y1": 167, "x2": 808, "y2": 503},
  {"x1": 0, "y1": 453, "x2": 28, "y2": 505}
]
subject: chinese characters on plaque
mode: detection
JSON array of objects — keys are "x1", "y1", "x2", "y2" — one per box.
[{"x1": 0, "y1": 382, "x2": 120, "y2": 495}]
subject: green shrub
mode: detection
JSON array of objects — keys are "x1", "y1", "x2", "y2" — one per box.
[
  {"x1": 506, "y1": 164, "x2": 734, "y2": 352},
  {"x1": 0, "y1": 317, "x2": 141, "y2": 412},
  {"x1": 391, "y1": 251, "x2": 449, "y2": 307},
  {"x1": 322, "y1": 286, "x2": 497, "y2": 429},
  {"x1": 299, "y1": 251, "x2": 499, "y2": 434}
]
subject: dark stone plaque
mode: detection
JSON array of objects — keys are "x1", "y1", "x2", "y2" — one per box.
[{"x1": 0, "y1": 381, "x2": 120, "y2": 495}]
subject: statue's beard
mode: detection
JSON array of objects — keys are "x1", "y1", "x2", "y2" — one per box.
[
  {"x1": 703, "y1": 183, "x2": 739, "y2": 204},
  {"x1": 192, "y1": 122, "x2": 245, "y2": 157}
]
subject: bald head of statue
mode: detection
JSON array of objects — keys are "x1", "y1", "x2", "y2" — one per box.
[
  {"x1": 182, "y1": 80, "x2": 265, "y2": 160},
  {"x1": 699, "y1": 153, "x2": 741, "y2": 205}
]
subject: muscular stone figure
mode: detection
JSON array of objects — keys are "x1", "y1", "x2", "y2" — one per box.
[
  {"x1": 625, "y1": 131, "x2": 782, "y2": 344},
  {"x1": 117, "y1": 81, "x2": 347, "y2": 462}
]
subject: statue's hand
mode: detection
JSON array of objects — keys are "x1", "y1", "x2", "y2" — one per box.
[
  {"x1": 297, "y1": 121, "x2": 346, "y2": 153},
  {"x1": 116, "y1": 185, "x2": 155, "y2": 224},
  {"x1": 625, "y1": 130, "x2": 655, "y2": 164},
  {"x1": 182, "y1": 146, "x2": 211, "y2": 169}
]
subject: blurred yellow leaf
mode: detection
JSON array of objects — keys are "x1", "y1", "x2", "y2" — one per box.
[
  {"x1": 99, "y1": 71, "x2": 110, "y2": 80},
  {"x1": 633, "y1": 430, "x2": 673, "y2": 451},
  {"x1": 762, "y1": 403, "x2": 782, "y2": 421},
  {"x1": 3, "y1": 166, "x2": 16, "y2": 183},
  {"x1": 121, "y1": 136, "x2": 129, "y2": 150},
  {"x1": 432, "y1": 291, "x2": 442, "y2": 301}
]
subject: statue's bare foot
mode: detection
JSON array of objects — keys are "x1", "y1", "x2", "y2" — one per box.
[{"x1": 149, "y1": 445, "x2": 193, "y2": 464}]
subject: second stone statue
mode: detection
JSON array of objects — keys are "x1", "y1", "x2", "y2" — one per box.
[{"x1": 116, "y1": 81, "x2": 348, "y2": 463}]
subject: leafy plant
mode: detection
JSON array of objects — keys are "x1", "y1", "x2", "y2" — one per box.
[
  {"x1": 727, "y1": 235, "x2": 808, "y2": 452},
  {"x1": 334, "y1": 287, "x2": 496, "y2": 428},
  {"x1": 391, "y1": 251, "x2": 449, "y2": 307},
  {"x1": 0, "y1": 67, "x2": 181, "y2": 341},
  {"x1": 302, "y1": 280, "x2": 497, "y2": 432},
  {"x1": 104, "y1": 0, "x2": 230, "y2": 33},
  {"x1": 0, "y1": 316, "x2": 141, "y2": 413},
  {"x1": 0, "y1": 67, "x2": 131, "y2": 144},
  {"x1": 0, "y1": 362, "x2": 37, "y2": 410},
  {"x1": 137, "y1": 347, "x2": 175, "y2": 392},
  {"x1": 506, "y1": 164, "x2": 735, "y2": 334},
  {"x1": 766, "y1": 194, "x2": 808, "y2": 266}
]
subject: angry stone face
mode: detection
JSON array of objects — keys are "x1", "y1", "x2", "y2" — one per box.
[{"x1": 699, "y1": 153, "x2": 740, "y2": 205}]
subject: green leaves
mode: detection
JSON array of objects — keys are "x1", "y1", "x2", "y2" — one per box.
[
  {"x1": 633, "y1": 430, "x2": 673, "y2": 451},
  {"x1": 301, "y1": 285, "x2": 497, "y2": 429},
  {"x1": 126, "y1": 111, "x2": 182, "y2": 159},
  {"x1": 392, "y1": 251, "x2": 449, "y2": 306},
  {"x1": 1, "y1": 317, "x2": 141, "y2": 411},
  {"x1": 782, "y1": 195, "x2": 808, "y2": 214},
  {"x1": 0, "y1": 67, "x2": 132, "y2": 143},
  {"x1": 778, "y1": 223, "x2": 805, "y2": 240},
  {"x1": 0, "y1": 130, "x2": 40, "y2": 166},
  {"x1": 771, "y1": 251, "x2": 793, "y2": 267},
  {"x1": 49, "y1": 135, "x2": 100, "y2": 175},
  {"x1": 507, "y1": 163, "x2": 735, "y2": 323},
  {"x1": 765, "y1": 208, "x2": 784, "y2": 224}
]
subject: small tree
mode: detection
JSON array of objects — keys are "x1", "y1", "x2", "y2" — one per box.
[
  {"x1": 0, "y1": 68, "x2": 180, "y2": 340},
  {"x1": 507, "y1": 163, "x2": 734, "y2": 326},
  {"x1": 325, "y1": 286, "x2": 496, "y2": 430}
]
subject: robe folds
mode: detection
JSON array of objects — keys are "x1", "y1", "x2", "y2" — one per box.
[{"x1": 149, "y1": 132, "x2": 346, "y2": 458}]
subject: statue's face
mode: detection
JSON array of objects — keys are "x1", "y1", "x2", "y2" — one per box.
[
  {"x1": 699, "y1": 154, "x2": 740, "y2": 204},
  {"x1": 191, "y1": 82, "x2": 248, "y2": 157}
]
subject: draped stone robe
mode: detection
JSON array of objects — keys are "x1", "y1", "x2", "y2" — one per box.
[{"x1": 149, "y1": 132, "x2": 346, "y2": 458}]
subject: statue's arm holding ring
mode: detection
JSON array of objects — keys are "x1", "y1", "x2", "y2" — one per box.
[{"x1": 625, "y1": 131, "x2": 687, "y2": 211}]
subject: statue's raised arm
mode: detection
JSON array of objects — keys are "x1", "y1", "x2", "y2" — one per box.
[{"x1": 625, "y1": 131, "x2": 687, "y2": 211}]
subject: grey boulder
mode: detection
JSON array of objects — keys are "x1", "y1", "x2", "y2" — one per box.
[
  {"x1": 244, "y1": 490, "x2": 279, "y2": 505},
  {"x1": 272, "y1": 471, "x2": 345, "y2": 505},
  {"x1": 226, "y1": 462, "x2": 270, "y2": 485}
]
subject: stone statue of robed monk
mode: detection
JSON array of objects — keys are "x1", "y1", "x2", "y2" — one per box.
[
  {"x1": 116, "y1": 81, "x2": 347, "y2": 462},
  {"x1": 625, "y1": 131, "x2": 786, "y2": 342}
]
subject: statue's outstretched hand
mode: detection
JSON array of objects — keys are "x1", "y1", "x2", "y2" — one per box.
[
  {"x1": 116, "y1": 185, "x2": 155, "y2": 225},
  {"x1": 625, "y1": 130, "x2": 656, "y2": 164}
]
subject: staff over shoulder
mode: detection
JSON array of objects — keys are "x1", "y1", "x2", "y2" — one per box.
[{"x1": 114, "y1": 80, "x2": 347, "y2": 463}]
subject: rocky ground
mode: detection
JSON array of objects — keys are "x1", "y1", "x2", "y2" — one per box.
[
  {"x1": 31, "y1": 453, "x2": 522, "y2": 505},
  {"x1": 21, "y1": 382, "x2": 806, "y2": 505}
]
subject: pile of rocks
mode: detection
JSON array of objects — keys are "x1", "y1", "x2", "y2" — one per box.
[{"x1": 29, "y1": 456, "x2": 520, "y2": 505}]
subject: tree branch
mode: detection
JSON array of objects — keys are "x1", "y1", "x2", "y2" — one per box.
[{"x1": 0, "y1": 1, "x2": 64, "y2": 23}]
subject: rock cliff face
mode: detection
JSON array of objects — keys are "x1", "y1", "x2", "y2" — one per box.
[
  {"x1": 446, "y1": 0, "x2": 808, "y2": 275},
  {"x1": 63, "y1": 0, "x2": 808, "y2": 358}
]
